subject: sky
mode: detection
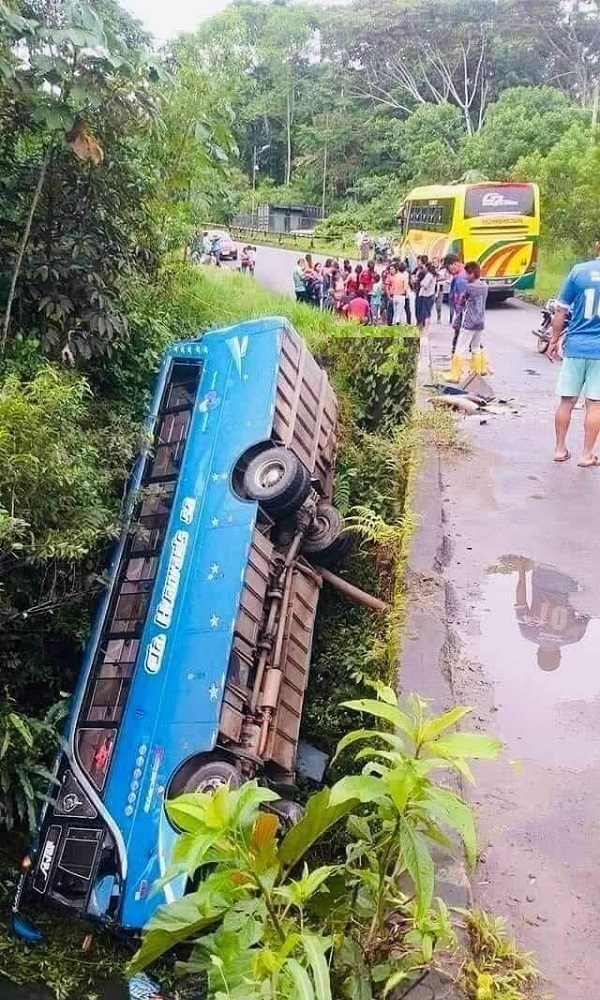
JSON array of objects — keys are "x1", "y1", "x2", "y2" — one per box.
[{"x1": 122, "y1": 0, "x2": 231, "y2": 43}]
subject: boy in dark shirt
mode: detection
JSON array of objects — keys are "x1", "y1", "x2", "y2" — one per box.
[{"x1": 449, "y1": 261, "x2": 492, "y2": 380}]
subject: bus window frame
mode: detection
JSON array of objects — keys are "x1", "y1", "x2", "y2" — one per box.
[
  {"x1": 73, "y1": 359, "x2": 203, "y2": 796},
  {"x1": 405, "y1": 197, "x2": 457, "y2": 235}
]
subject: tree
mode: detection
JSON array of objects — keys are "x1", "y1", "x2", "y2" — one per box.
[
  {"x1": 0, "y1": 0, "x2": 162, "y2": 359},
  {"x1": 344, "y1": 0, "x2": 498, "y2": 134},
  {"x1": 147, "y1": 35, "x2": 237, "y2": 252},
  {"x1": 386, "y1": 103, "x2": 468, "y2": 185},
  {"x1": 466, "y1": 85, "x2": 587, "y2": 177},
  {"x1": 515, "y1": 124, "x2": 600, "y2": 252}
]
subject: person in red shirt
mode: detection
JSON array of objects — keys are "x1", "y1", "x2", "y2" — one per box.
[
  {"x1": 346, "y1": 264, "x2": 361, "y2": 295},
  {"x1": 344, "y1": 289, "x2": 371, "y2": 324},
  {"x1": 359, "y1": 261, "x2": 376, "y2": 296}
]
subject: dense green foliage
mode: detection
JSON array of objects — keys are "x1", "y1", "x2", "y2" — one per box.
[
  {"x1": 130, "y1": 690, "x2": 500, "y2": 999},
  {"x1": 193, "y1": 0, "x2": 600, "y2": 262}
]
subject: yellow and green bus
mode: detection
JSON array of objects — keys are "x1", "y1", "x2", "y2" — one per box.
[{"x1": 396, "y1": 182, "x2": 540, "y2": 298}]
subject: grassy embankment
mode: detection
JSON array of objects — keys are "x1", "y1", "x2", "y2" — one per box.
[{"x1": 0, "y1": 265, "x2": 419, "y2": 998}]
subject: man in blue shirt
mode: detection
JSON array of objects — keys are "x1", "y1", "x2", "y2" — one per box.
[{"x1": 549, "y1": 245, "x2": 600, "y2": 467}]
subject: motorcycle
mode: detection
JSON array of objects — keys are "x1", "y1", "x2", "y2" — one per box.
[{"x1": 532, "y1": 298, "x2": 569, "y2": 354}]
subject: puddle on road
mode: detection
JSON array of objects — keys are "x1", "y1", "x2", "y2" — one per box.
[{"x1": 478, "y1": 556, "x2": 600, "y2": 768}]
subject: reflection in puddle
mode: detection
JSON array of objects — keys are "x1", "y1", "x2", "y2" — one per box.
[{"x1": 479, "y1": 556, "x2": 600, "y2": 767}]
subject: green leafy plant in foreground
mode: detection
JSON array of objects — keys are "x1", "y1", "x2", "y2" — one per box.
[
  {"x1": 0, "y1": 698, "x2": 66, "y2": 832},
  {"x1": 130, "y1": 687, "x2": 501, "y2": 999}
]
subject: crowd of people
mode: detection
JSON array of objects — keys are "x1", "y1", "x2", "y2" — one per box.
[
  {"x1": 292, "y1": 253, "x2": 449, "y2": 331},
  {"x1": 292, "y1": 250, "x2": 493, "y2": 377}
]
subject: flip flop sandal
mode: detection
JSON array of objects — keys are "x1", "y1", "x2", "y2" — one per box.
[
  {"x1": 577, "y1": 456, "x2": 600, "y2": 467},
  {"x1": 554, "y1": 451, "x2": 571, "y2": 462}
]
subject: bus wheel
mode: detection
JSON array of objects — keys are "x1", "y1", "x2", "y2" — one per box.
[
  {"x1": 302, "y1": 503, "x2": 353, "y2": 568},
  {"x1": 183, "y1": 759, "x2": 242, "y2": 795},
  {"x1": 243, "y1": 447, "x2": 311, "y2": 517}
]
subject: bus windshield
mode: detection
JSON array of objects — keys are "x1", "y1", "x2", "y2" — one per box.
[{"x1": 464, "y1": 185, "x2": 535, "y2": 219}]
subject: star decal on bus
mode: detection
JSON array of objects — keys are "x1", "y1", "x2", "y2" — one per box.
[
  {"x1": 210, "y1": 517, "x2": 220, "y2": 527},
  {"x1": 209, "y1": 614, "x2": 220, "y2": 628},
  {"x1": 207, "y1": 563, "x2": 221, "y2": 581}
]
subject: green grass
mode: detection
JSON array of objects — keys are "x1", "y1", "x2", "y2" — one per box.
[
  {"x1": 521, "y1": 243, "x2": 580, "y2": 304},
  {"x1": 166, "y1": 261, "x2": 362, "y2": 343}
]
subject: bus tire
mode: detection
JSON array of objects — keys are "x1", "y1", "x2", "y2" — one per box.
[
  {"x1": 182, "y1": 759, "x2": 242, "y2": 795},
  {"x1": 302, "y1": 503, "x2": 353, "y2": 567},
  {"x1": 243, "y1": 447, "x2": 311, "y2": 516}
]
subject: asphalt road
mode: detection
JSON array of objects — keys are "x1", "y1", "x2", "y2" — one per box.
[
  {"x1": 252, "y1": 244, "x2": 600, "y2": 997},
  {"x1": 422, "y1": 311, "x2": 600, "y2": 997}
]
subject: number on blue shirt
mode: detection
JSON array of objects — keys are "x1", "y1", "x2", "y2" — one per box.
[{"x1": 583, "y1": 287, "x2": 600, "y2": 320}]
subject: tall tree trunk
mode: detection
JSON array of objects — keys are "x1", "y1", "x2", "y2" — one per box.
[
  {"x1": 285, "y1": 82, "x2": 292, "y2": 187},
  {"x1": 2, "y1": 146, "x2": 51, "y2": 355}
]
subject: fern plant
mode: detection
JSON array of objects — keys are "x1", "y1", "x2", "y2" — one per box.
[{"x1": 0, "y1": 697, "x2": 65, "y2": 832}]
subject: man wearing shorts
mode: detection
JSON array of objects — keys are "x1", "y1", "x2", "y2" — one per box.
[{"x1": 549, "y1": 243, "x2": 600, "y2": 466}]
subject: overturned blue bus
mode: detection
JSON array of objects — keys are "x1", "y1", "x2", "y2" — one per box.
[{"x1": 13, "y1": 316, "x2": 347, "y2": 937}]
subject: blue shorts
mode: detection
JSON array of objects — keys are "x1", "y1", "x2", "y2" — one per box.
[{"x1": 556, "y1": 357, "x2": 600, "y2": 400}]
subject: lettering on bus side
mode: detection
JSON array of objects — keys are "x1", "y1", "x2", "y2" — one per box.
[
  {"x1": 145, "y1": 633, "x2": 166, "y2": 675},
  {"x1": 154, "y1": 530, "x2": 189, "y2": 629},
  {"x1": 33, "y1": 825, "x2": 61, "y2": 894}
]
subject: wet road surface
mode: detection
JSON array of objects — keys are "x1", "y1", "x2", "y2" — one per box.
[{"x1": 425, "y1": 307, "x2": 600, "y2": 999}]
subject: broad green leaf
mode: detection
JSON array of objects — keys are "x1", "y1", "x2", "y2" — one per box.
[
  {"x1": 432, "y1": 732, "x2": 502, "y2": 761},
  {"x1": 129, "y1": 891, "x2": 228, "y2": 972},
  {"x1": 414, "y1": 755, "x2": 476, "y2": 784},
  {"x1": 167, "y1": 793, "x2": 212, "y2": 834},
  {"x1": 419, "y1": 706, "x2": 472, "y2": 744},
  {"x1": 278, "y1": 788, "x2": 358, "y2": 870},
  {"x1": 354, "y1": 748, "x2": 400, "y2": 765},
  {"x1": 286, "y1": 958, "x2": 315, "y2": 1000},
  {"x1": 374, "y1": 684, "x2": 400, "y2": 706},
  {"x1": 301, "y1": 932, "x2": 332, "y2": 1000},
  {"x1": 425, "y1": 787, "x2": 478, "y2": 867},
  {"x1": 329, "y1": 774, "x2": 385, "y2": 807},
  {"x1": 341, "y1": 698, "x2": 415, "y2": 738},
  {"x1": 231, "y1": 781, "x2": 279, "y2": 828},
  {"x1": 332, "y1": 728, "x2": 405, "y2": 763},
  {"x1": 398, "y1": 815, "x2": 434, "y2": 918},
  {"x1": 372, "y1": 962, "x2": 392, "y2": 982},
  {"x1": 338, "y1": 937, "x2": 374, "y2": 1000},
  {"x1": 346, "y1": 814, "x2": 372, "y2": 842},
  {"x1": 385, "y1": 764, "x2": 422, "y2": 812}
]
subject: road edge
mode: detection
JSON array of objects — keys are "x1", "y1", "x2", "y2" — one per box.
[{"x1": 396, "y1": 343, "x2": 470, "y2": 1000}]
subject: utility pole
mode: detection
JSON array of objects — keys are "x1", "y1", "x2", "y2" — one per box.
[
  {"x1": 592, "y1": 80, "x2": 599, "y2": 143},
  {"x1": 251, "y1": 143, "x2": 270, "y2": 230},
  {"x1": 321, "y1": 140, "x2": 328, "y2": 220}
]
